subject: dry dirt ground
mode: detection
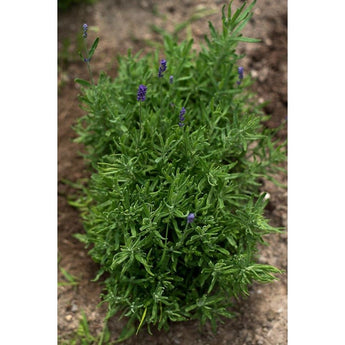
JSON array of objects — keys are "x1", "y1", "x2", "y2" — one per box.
[{"x1": 58, "y1": 0, "x2": 287, "y2": 344}]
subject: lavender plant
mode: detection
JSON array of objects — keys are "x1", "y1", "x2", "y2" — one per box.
[{"x1": 73, "y1": 0, "x2": 286, "y2": 339}]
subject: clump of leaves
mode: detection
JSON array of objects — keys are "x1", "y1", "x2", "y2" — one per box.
[{"x1": 73, "y1": 0, "x2": 285, "y2": 339}]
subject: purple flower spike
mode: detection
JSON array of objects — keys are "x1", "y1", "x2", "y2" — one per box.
[
  {"x1": 236, "y1": 66, "x2": 244, "y2": 85},
  {"x1": 187, "y1": 213, "x2": 195, "y2": 224},
  {"x1": 82, "y1": 23, "x2": 88, "y2": 38},
  {"x1": 238, "y1": 66, "x2": 244, "y2": 78},
  {"x1": 179, "y1": 107, "x2": 186, "y2": 127},
  {"x1": 137, "y1": 84, "x2": 147, "y2": 102},
  {"x1": 169, "y1": 75, "x2": 174, "y2": 84},
  {"x1": 158, "y1": 59, "x2": 167, "y2": 78}
]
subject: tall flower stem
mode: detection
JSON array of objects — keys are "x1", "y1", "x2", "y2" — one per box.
[
  {"x1": 158, "y1": 59, "x2": 167, "y2": 133},
  {"x1": 81, "y1": 24, "x2": 94, "y2": 85},
  {"x1": 139, "y1": 102, "x2": 142, "y2": 122},
  {"x1": 159, "y1": 79, "x2": 163, "y2": 132},
  {"x1": 137, "y1": 84, "x2": 147, "y2": 125},
  {"x1": 83, "y1": 40, "x2": 94, "y2": 85}
]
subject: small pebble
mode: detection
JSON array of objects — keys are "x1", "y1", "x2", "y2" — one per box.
[
  {"x1": 264, "y1": 192, "x2": 271, "y2": 200},
  {"x1": 258, "y1": 255, "x2": 268, "y2": 264},
  {"x1": 251, "y1": 70, "x2": 259, "y2": 78},
  {"x1": 266, "y1": 309, "x2": 276, "y2": 321},
  {"x1": 258, "y1": 66, "x2": 269, "y2": 82},
  {"x1": 71, "y1": 303, "x2": 78, "y2": 313},
  {"x1": 65, "y1": 315, "x2": 72, "y2": 322},
  {"x1": 265, "y1": 38, "x2": 273, "y2": 46}
]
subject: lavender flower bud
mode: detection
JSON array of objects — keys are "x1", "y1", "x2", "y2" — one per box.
[
  {"x1": 169, "y1": 75, "x2": 173, "y2": 84},
  {"x1": 187, "y1": 213, "x2": 195, "y2": 223},
  {"x1": 137, "y1": 84, "x2": 147, "y2": 102},
  {"x1": 179, "y1": 107, "x2": 186, "y2": 127},
  {"x1": 82, "y1": 23, "x2": 88, "y2": 38},
  {"x1": 158, "y1": 59, "x2": 167, "y2": 78},
  {"x1": 236, "y1": 66, "x2": 244, "y2": 85}
]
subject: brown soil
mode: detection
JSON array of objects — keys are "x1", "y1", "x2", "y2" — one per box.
[{"x1": 58, "y1": 0, "x2": 287, "y2": 344}]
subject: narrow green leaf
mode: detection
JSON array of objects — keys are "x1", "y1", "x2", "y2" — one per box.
[
  {"x1": 226, "y1": 235, "x2": 238, "y2": 248},
  {"x1": 135, "y1": 254, "x2": 154, "y2": 276},
  {"x1": 73, "y1": 233, "x2": 88, "y2": 244},
  {"x1": 59, "y1": 267, "x2": 79, "y2": 284},
  {"x1": 216, "y1": 247, "x2": 230, "y2": 256},
  {"x1": 231, "y1": 36, "x2": 261, "y2": 43},
  {"x1": 230, "y1": 2, "x2": 247, "y2": 26},
  {"x1": 75, "y1": 78, "x2": 91, "y2": 87},
  {"x1": 176, "y1": 75, "x2": 193, "y2": 82},
  {"x1": 88, "y1": 37, "x2": 99, "y2": 60},
  {"x1": 90, "y1": 269, "x2": 105, "y2": 282},
  {"x1": 136, "y1": 307, "x2": 147, "y2": 334}
]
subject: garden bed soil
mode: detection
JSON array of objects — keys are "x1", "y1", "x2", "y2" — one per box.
[{"x1": 58, "y1": 0, "x2": 287, "y2": 344}]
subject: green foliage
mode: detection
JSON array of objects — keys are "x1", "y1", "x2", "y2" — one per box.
[
  {"x1": 59, "y1": 311, "x2": 112, "y2": 345},
  {"x1": 58, "y1": 267, "x2": 80, "y2": 287},
  {"x1": 72, "y1": 0, "x2": 286, "y2": 340}
]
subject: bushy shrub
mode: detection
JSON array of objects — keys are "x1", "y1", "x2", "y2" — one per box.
[{"x1": 73, "y1": 0, "x2": 286, "y2": 338}]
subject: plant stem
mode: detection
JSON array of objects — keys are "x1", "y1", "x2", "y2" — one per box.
[
  {"x1": 83, "y1": 38, "x2": 94, "y2": 85},
  {"x1": 159, "y1": 78, "x2": 163, "y2": 132},
  {"x1": 139, "y1": 102, "x2": 142, "y2": 123},
  {"x1": 98, "y1": 315, "x2": 109, "y2": 345},
  {"x1": 159, "y1": 223, "x2": 170, "y2": 267}
]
